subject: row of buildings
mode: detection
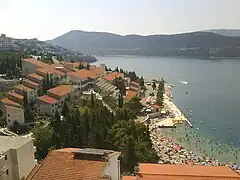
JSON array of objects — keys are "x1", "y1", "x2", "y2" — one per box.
[
  {"x1": 0, "y1": 34, "x2": 13, "y2": 51},
  {"x1": 0, "y1": 57, "x2": 141, "y2": 127}
]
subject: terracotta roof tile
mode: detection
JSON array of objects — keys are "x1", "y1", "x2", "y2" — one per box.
[
  {"x1": 131, "y1": 81, "x2": 139, "y2": 86},
  {"x1": 122, "y1": 176, "x2": 136, "y2": 180},
  {"x1": 14, "y1": 84, "x2": 35, "y2": 92},
  {"x1": 47, "y1": 85, "x2": 73, "y2": 97},
  {"x1": 1, "y1": 97, "x2": 21, "y2": 107},
  {"x1": 36, "y1": 67, "x2": 65, "y2": 77},
  {"x1": 138, "y1": 163, "x2": 240, "y2": 180},
  {"x1": 125, "y1": 90, "x2": 137, "y2": 101},
  {"x1": 151, "y1": 104, "x2": 161, "y2": 109},
  {"x1": 90, "y1": 67, "x2": 105, "y2": 76},
  {"x1": 103, "y1": 72, "x2": 123, "y2": 82},
  {"x1": 26, "y1": 150, "x2": 107, "y2": 180},
  {"x1": 130, "y1": 86, "x2": 139, "y2": 92},
  {"x1": 28, "y1": 73, "x2": 44, "y2": 81},
  {"x1": 23, "y1": 79, "x2": 40, "y2": 87},
  {"x1": 37, "y1": 95, "x2": 58, "y2": 104},
  {"x1": 8, "y1": 92, "x2": 24, "y2": 100},
  {"x1": 23, "y1": 58, "x2": 49, "y2": 68},
  {"x1": 67, "y1": 69, "x2": 97, "y2": 79}
]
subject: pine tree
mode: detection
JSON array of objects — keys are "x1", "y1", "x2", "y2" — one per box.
[
  {"x1": 122, "y1": 136, "x2": 138, "y2": 172},
  {"x1": 115, "y1": 67, "x2": 119, "y2": 72},
  {"x1": 81, "y1": 112, "x2": 90, "y2": 146},
  {"x1": 51, "y1": 112, "x2": 62, "y2": 148},
  {"x1": 118, "y1": 93, "x2": 123, "y2": 108},
  {"x1": 152, "y1": 81, "x2": 156, "y2": 90},
  {"x1": 90, "y1": 93, "x2": 95, "y2": 107},
  {"x1": 62, "y1": 101, "x2": 69, "y2": 117},
  {"x1": 86, "y1": 63, "x2": 90, "y2": 70},
  {"x1": 139, "y1": 76, "x2": 144, "y2": 88}
]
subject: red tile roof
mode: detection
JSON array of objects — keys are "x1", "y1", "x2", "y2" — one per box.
[
  {"x1": 36, "y1": 67, "x2": 65, "y2": 77},
  {"x1": 47, "y1": 85, "x2": 73, "y2": 97},
  {"x1": 26, "y1": 150, "x2": 107, "y2": 180},
  {"x1": 131, "y1": 81, "x2": 139, "y2": 86},
  {"x1": 1, "y1": 97, "x2": 21, "y2": 107},
  {"x1": 90, "y1": 67, "x2": 105, "y2": 76},
  {"x1": 151, "y1": 104, "x2": 161, "y2": 109},
  {"x1": 138, "y1": 163, "x2": 240, "y2": 180},
  {"x1": 23, "y1": 79, "x2": 40, "y2": 87},
  {"x1": 37, "y1": 95, "x2": 58, "y2": 104},
  {"x1": 23, "y1": 58, "x2": 49, "y2": 68},
  {"x1": 103, "y1": 72, "x2": 123, "y2": 82},
  {"x1": 125, "y1": 90, "x2": 137, "y2": 101},
  {"x1": 122, "y1": 176, "x2": 136, "y2": 180},
  {"x1": 130, "y1": 86, "x2": 139, "y2": 92},
  {"x1": 68, "y1": 69, "x2": 97, "y2": 80},
  {"x1": 14, "y1": 84, "x2": 35, "y2": 92},
  {"x1": 28, "y1": 73, "x2": 44, "y2": 81},
  {"x1": 8, "y1": 92, "x2": 24, "y2": 100}
]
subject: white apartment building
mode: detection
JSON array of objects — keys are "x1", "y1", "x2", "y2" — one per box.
[
  {"x1": 0, "y1": 136, "x2": 36, "y2": 180},
  {"x1": 4, "y1": 106, "x2": 24, "y2": 128},
  {"x1": 0, "y1": 34, "x2": 13, "y2": 50}
]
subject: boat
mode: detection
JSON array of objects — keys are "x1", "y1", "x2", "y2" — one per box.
[{"x1": 180, "y1": 80, "x2": 188, "y2": 85}]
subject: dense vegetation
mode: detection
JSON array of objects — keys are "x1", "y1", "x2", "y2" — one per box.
[
  {"x1": 32, "y1": 95, "x2": 158, "y2": 173},
  {"x1": 48, "y1": 30, "x2": 240, "y2": 58},
  {"x1": 0, "y1": 51, "x2": 26, "y2": 78},
  {"x1": 156, "y1": 79, "x2": 164, "y2": 106}
]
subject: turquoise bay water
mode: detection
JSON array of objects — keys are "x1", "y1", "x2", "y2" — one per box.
[{"x1": 94, "y1": 56, "x2": 240, "y2": 163}]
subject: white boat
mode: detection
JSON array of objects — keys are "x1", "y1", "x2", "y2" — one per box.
[{"x1": 180, "y1": 80, "x2": 188, "y2": 85}]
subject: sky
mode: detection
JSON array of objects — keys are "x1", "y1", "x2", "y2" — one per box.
[{"x1": 1, "y1": 0, "x2": 240, "y2": 41}]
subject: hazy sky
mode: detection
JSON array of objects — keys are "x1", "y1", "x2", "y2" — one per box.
[{"x1": 1, "y1": 0, "x2": 240, "y2": 40}]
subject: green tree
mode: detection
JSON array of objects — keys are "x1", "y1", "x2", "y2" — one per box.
[
  {"x1": 118, "y1": 93, "x2": 124, "y2": 108},
  {"x1": 62, "y1": 101, "x2": 70, "y2": 117},
  {"x1": 122, "y1": 136, "x2": 138, "y2": 172},
  {"x1": 50, "y1": 112, "x2": 62, "y2": 148},
  {"x1": 125, "y1": 96, "x2": 143, "y2": 116},
  {"x1": 90, "y1": 93, "x2": 95, "y2": 107},
  {"x1": 115, "y1": 67, "x2": 119, "y2": 72},
  {"x1": 152, "y1": 81, "x2": 156, "y2": 90},
  {"x1": 86, "y1": 63, "x2": 90, "y2": 70},
  {"x1": 79, "y1": 63, "x2": 84, "y2": 69},
  {"x1": 32, "y1": 122, "x2": 54, "y2": 160},
  {"x1": 81, "y1": 111, "x2": 90, "y2": 146},
  {"x1": 139, "y1": 76, "x2": 145, "y2": 89}
]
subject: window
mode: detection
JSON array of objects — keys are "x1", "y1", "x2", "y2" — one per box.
[
  {"x1": 5, "y1": 155, "x2": 7, "y2": 160},
  {"x1": 7, "y1": 114, "x2": 10, "y2": 117},
  {"x1": 6, "y1": 169, "x2": 9, "y2": 175}
]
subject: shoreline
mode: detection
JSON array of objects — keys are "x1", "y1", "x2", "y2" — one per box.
[{"x1": 148, "y1": 82, "x2": 239, "y2": 167}]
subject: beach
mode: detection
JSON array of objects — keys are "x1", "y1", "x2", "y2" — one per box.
[{"x1": 148, "y1": 82, "x2": 240, "y2": 169}]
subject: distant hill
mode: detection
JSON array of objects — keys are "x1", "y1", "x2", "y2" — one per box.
[
  {"x1": 47, "y1": 30, "x2": 240, "y2": 58},
  {"x1": 204, "y1": 29, "x2": 240, "y2": 37},
  {"x1": 0, "y1": 35, "x2": 97, "y2": 62}
]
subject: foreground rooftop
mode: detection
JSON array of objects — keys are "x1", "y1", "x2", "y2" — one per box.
[
  {"x1": 137, "y1": 163, "x2": 240, "y2": 180},
  {"x1": 27, "y1": 148, "x2": 120, "y2": 180}
]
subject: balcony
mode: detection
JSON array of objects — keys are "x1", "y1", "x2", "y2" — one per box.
[{"x1": 0, "y1": 165, "x2": 7, "y2": 175}]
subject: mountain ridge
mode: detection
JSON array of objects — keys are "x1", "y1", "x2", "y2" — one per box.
[{"x1": 47, "y1": 30, "x2": 240, "y2": 58}]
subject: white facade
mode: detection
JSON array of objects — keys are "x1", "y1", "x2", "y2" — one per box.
[
  {"x1": 0, "y1": 34, "x2": 13, "y2": 50},
  {"x1": 4, "y1": 106, "x2": 24, "y2": 127},
  {"x1": 103, "y1": 153, "x2": 121, "y2": 180},
  {"x1": 37, "y1": 101, "x2": 59, "y2": 116},
  {"x1": 0, "y1": 136, "x2": 36, "y2": 180}
]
